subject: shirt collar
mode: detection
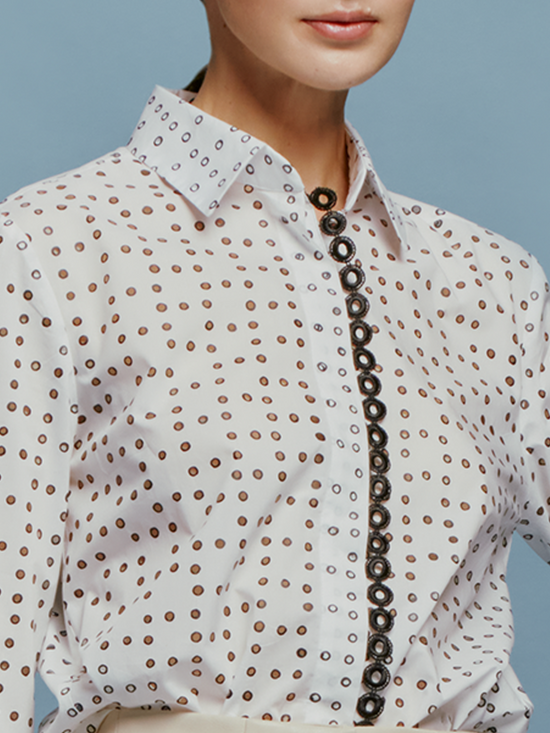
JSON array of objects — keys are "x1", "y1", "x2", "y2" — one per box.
[{"x1": 126, "y1": 86, "x2": 407, "y2": 247}]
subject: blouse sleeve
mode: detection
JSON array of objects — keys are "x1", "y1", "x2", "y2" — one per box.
[
  {"x1": 0, "y1": 220, "x2": 77, "y2": 730},
  {"x1": 515, "y1": 255, "x2": 550, "y2": 562}
]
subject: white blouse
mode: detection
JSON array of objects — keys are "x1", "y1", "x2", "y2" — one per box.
[{"x1": 0, "y1": 86, "x2": 548, "y2": 733}]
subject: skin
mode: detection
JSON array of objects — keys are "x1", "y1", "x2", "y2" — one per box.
[{"x1": 194, "y1": 0, "x2": 415, "y2": 208}]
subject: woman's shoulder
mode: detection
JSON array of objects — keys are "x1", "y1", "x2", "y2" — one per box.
[
  {"x1": 1, "y1": 146, "x2": 143, "y2": 238},
  {"x1": 388, "y1": 188, "x2": 548, "y2": 287}
]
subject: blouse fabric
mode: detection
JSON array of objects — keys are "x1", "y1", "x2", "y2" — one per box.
[{"x1": 0, "y1": 86, "x2": 549, "y2": 733}]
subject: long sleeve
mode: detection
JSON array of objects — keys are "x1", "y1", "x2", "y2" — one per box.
[
  {"x1": 515, "y1": 256, "x2": 550, "y2": 561},
  {"x1": 0, "y1": 85, "x2": 545, "y2": 733},
  {"x1": 0, "y1": 219, "x2": 77, "y2": 730}
]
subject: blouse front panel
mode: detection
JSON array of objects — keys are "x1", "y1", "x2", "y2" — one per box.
[{"x1": 0, "y1": 86, "x2": 549, "y2": 733}]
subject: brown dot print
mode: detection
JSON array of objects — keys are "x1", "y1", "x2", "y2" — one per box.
[{"x1": 0, "y1": 84, "x2": 544, "y2": 732}]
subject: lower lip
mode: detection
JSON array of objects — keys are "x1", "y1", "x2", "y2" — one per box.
[{"x1": 303, "y1": 19, "x2": 376, "y2": 42}]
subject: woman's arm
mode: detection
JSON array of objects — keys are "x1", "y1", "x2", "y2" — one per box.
[
  {"x1": 514, "y1": 258, "x2": 550, "y2": 559},
  {"x1": 0, "y1": 217, "x2": 77, "y2": 730}
]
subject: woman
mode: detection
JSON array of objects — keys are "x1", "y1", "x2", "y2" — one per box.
[{"x1": 0, "y1": 1, "x2": 548, "y2": 732}]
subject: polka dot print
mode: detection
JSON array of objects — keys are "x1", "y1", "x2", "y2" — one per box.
[{"x1": 0, "y1": 86, "x2": 546, "y2": 733}]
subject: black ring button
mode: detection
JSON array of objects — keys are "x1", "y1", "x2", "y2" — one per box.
[
  {"x1": 362, "y1": 662, "x2": 391, "y2": 691},
  {"x1": 354, "y1": 348, "x2": 376, "y2": 371},
  {"x1": 366, "y1": 556, "x2": 391, "y2": 582},
  {"x1": 346, "y1": 292, "x2": 370, "y2": 319},
  {"x1": 367, "y1": 531, "x2": 390, "y2": 556},
  {"x1": 309, "y1": 187, "x2": 338, "y2": 211},
  {"x1": 369, "y1": 607, "x2": 394, "y2": 633},
  {"x1": 340, "y1": 264, "x2": 366, "y2": 292},
  {"x1": 370, "y1": 475, "x2": 391, "y2": 502},
  {"x1": 369, "y1": 503, "x2": 390, "y2": 531},
  {"x1": 367, "y1": 581, "x2": 394, "y2": 607},
  {"x1": 329, "y1": 235, "x2": 356, "y2": 263},
  {"x1": 350, "y1": 319, "x2": 373, "y2": 347},
  {"x1": 320, "y1": 210, "x2": 347, "y2": 236},
  {"x1": 363, "y1": 397, "x2": 387, "y2": 422},
  {"x1": 356, "y1": 692, "x2": 385, "y2": 721},
  {"x1": 358, "y1": 371, "x2": 381, "y2": 397},
  {"x1": 367, "y1": 423, "x2": 388, "y2": 449},
  {"x1": 369, "y1": 449, "x2": 390, "y2": 474},
  {"x1": 367, "y1": 633, "x2": 393, "y2": 661}
]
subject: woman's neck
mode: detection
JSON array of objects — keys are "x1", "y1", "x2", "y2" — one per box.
[{"x1": 192, "y1": 55, "x2": 350, "y2": 208}]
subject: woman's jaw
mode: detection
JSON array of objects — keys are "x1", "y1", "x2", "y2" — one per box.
[
  {"x1": 193, "y1": 1, "x2": 415, "y2": 205},
  {"x1": 199, "y1": 1, "x2": 415, "y2": 94}
]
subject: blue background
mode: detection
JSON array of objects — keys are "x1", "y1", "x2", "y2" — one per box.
[{"x1": 1, "y1": 1, "x2": 549, "y2": 731}]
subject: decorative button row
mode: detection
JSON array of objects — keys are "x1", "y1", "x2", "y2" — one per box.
[{"x1": 309, "y1": 188, "x2": 394, "y2": 726}]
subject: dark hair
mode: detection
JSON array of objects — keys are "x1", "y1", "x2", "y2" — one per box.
[{"x1": 184, "y1": 66, "x2": 208, "y2": 93}]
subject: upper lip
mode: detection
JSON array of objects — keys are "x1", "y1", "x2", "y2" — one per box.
[{"x1": 304, "y1": 11, "x2": 376, "y2": 23}]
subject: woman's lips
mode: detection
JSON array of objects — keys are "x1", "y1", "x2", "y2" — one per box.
[{"x1": 303, "y1": 18, "x2": 377, "y2": 42}]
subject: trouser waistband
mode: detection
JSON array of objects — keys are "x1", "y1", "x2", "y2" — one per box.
[{"x1": 99, "y1": 708, "x2": 473, "y2": 733}]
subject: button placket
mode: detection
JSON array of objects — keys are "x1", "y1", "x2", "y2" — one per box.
[
  {"x1": 309, "y1": 188, "x2": 395, "y2": 726},
  {"x1": 274, "y1": 200, "x2": 371, "y2": 720}
]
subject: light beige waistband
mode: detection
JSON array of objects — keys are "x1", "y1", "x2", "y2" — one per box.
[{"x1": 99, "y1": 708, "x2": 472, "y2": 733}]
